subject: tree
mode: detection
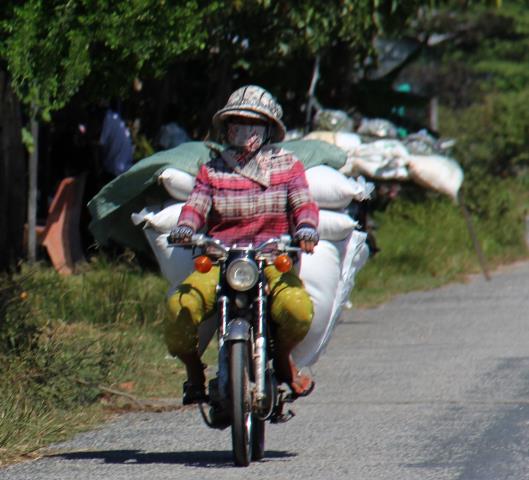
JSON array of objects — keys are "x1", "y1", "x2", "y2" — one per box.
[
  {"x1": 0, "y1": 67, "x2": 26, "y2": 272},
  {"x1": 0, "y1": 0, "x2": 424, "y2": 269},
  {"x1": 0, "y1": 3, "x2": 26, "y2": 271},
  {"x1": 0, "y1": 0, "x2": 215, "y2": 263},
  {"x1": 2, "y1": 0, "x2": 213, "y2": 116},
  {"x1": 2, "y1": 0, "x2": 424, "y2": 123}
]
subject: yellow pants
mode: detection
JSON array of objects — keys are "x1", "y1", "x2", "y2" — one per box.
[{"x1": 165, "y1": 265, "x2": 313, "y2": 356}]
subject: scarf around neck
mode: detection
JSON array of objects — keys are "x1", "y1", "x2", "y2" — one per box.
[{"x1": 220, "y1": 147, "x2": 271, "y2": 188}]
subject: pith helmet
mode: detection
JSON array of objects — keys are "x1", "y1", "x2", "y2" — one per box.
[{"x1": 212, "y1": 85, "x2": 286, "y2": 142}]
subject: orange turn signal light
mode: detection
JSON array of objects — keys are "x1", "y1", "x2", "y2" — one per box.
[
  {"x1": 194, "y1": 255, "x2": 213, "y2": 273},
  {"x1": 274, "y1": 254, "x2": 293, "y2": 273}
]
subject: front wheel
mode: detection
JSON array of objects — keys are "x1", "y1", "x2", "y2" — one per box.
[
  {"x1": 230, "y1": 340, "x2": 252, "y2": 466},
  {"x1": 251, "y1": 416, "x2": 265, "y2": 461}
]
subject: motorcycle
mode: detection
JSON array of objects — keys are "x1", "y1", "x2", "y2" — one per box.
[{"x1": 170, "y1": 233, "x2": 302, "y2": 466}]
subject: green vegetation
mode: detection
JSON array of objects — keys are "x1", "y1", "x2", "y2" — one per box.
[
  {"x1": 0, "y1": 1, "x2": 213, "y2": 117},
  {"x1": 439, "y1": 87, "x2": 529, "y2": 179},
  {"x1": 0, "y1": 259, "x2": 221, "y2": 466},
  {"x1": 0, "y1": 1, "x2": 421, "y2": 120},
  {"x1": 354, "y1": 178, "x2": 529, "y2": 306},
  {"x1": 351, "y1": 1, "x2": 529, "y2": 306}
]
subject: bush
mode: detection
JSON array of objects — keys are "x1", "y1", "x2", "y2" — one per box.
[
  {"x1": 354, "y1": 177, "x2": 528, "y2": 306},
  {"x1": 440, "y1": 89, "x2": 529, "y2": 178},
  {"x1": 18, "y1": 257, "x2": 168, "y2": 327},
  {"x1": 0, "y1": 276, "x2": 39, "y2": 354}
]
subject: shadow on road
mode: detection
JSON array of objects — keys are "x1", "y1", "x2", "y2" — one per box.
[{"x1": 47, "y1": 449, "x2": 297, "y2": 468}]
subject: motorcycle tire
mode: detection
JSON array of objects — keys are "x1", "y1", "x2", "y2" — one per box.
[
  {"x1": 229, "y1": 340, "x2": 252, "y2": 466},
  {"x1": 251, "y1": 415, "x2": 265, "y2": 461}
]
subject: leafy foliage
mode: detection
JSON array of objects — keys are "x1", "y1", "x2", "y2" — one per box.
[
  {"x1": 0, "y1": 276, "x2": 37, "y2": 354},
  {"x1": 407, "y1": 2, "x2": 529, "y2": 198},
  {"x1": 0, "y1": 0, "x2": 423, "y2": 117},
  {"x1": 440, "y1": 89, "x2": 529, "y2": 178},
  {"x1": 1, "y1": 0, "x2": 212, "y2": 117},
  {"x1": 354, "y1": 177, "x2": 528, "y2": 306}
]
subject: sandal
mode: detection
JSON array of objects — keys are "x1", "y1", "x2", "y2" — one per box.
[
  {"x1": 182, "y1": 381, "x2": 208, "y2": 405},
  {"x1": 274, "y1": 353, "x2": 315, "y2": 399},
  {"x1": 289, "y1": 375, "x2": 315, "y2": 399}
]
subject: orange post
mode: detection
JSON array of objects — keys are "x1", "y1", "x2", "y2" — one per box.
[{"x1": 35, "y1": 173, "x2": 87, "y2": 275}]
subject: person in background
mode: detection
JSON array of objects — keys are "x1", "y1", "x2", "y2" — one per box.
[
  {"x1": 166, "y1": 85, "x2": 319, "y2": 404},
  {"x1": 99, "y1": 107, "x2": 134, "y2": 181},
  {"x1": 156, "y1": 103, "x2": 191, "y2": 151}
]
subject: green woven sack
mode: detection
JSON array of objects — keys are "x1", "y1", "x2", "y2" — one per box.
[{"x1": 277, "y1": 139, "x2": 346, "y2": 170}]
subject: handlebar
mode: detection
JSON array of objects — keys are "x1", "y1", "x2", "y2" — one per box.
[{"x1": 168, "y1": 233, "x2": 301, "y2": 255}]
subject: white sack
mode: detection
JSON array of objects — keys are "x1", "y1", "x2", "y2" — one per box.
[
  {"x1": 342, "y1": 139, "x2": 410, "y2": 180},
  {"x1": 318, "y1": 210, "x2": 358, "y2": 241},
  {"x1": 293, "y1": 241, "x2": 341, "y2": 367},
  {"x1": 340, "y1": 175, "x2": 375, "y2": 201},
  {"x1": 159, "y1": 168, "x2": 195, "y2": 201},
  {"x1": 353, "y1": 139, "x2": 409, "y2": 161},
  {"x1": 335, "y1": 131, "x2": 362, "y2": 151},
  {"x1": 293, "y1": 232, "x2": 369, "y2": 368},
  {"x1": 407, "y1": 154, "x2": 464, "y2": 201},
  {"x1": 348, "y1": 156, "x2": 409, "y2": 180},
  {"x1": 334, "y1": 231, "x2": 369, "y2": 315},
  {"x1": 305, "y1": 131, "x2": 362, "y2": 151},
  {"x1": 131, "y1": 207, "x2": 157, "y2": 226},
  {"x1": 143, "y1": 228, "x2": 195, "y2": 287},
  {"x1": 358, "y1": 118, "x2": 398, "y2": 139},
  {"x1": 131, "y1": 202, "x2": 184, "y2": 232},
  {"x1": 354, "y1": 176, "x2": 376, "y2": 201},
  {"x1": 146, "y1": 203, "x2": 185, "y2": 233},
  {"x1": 304, "y1": 131, "x2": 339, "y2": 144},
  {"x1": 305, "y1": 165, "x2": 366, "y2": 209}
]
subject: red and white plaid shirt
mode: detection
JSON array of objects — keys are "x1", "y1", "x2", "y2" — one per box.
[{"x1": 178, "y1": 145, "x2": 319, "y2": 246}]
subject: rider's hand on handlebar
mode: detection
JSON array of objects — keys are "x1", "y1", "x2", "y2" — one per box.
[
  {"x1": 168, "y1": 225, "x2": 195, "y2": 244},
  {"x1": 294, "y1": 226, "x2": 319, "y2": 254},
  {"x1": 299, "y1": 239, "x2": 316, "y2": 254}
]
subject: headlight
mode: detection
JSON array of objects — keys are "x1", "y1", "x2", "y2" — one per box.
[{"x1": 226, "y1": 259, "x2": 259, "y2": 291}]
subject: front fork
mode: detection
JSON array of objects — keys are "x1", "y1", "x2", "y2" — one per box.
[
  {"x1": 216, "y1": 269, "x2": 268, "y2": 408},
  {"x1": 217, "y1": 295, "x2": 230, "y2": 401},
  {"x1": 254, "y1": 266, "x2": 268, "y2": 406}
]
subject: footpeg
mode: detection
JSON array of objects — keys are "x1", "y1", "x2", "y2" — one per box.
[
  {"x1": 270, "y1": 409, "x2": 295, "y2": 424},
  {"x1": 270, "y1": 390, "x2": 295, "y2": 423}
]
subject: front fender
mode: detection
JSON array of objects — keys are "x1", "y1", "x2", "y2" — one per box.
[{"x1": 225, "y1": 318, "x2": 251, "y2": 342}]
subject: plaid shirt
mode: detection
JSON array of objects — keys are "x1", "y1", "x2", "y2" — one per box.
[{"x1": 178, "y1": 145, "x2": 319, "y2": 245}]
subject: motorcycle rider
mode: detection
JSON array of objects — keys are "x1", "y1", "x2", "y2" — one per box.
[{"x1": 167, "y1": 85, "x2": 319, "y2": 404}]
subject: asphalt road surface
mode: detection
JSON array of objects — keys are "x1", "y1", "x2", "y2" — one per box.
[{"x1": 4, "y1": 262, "x2": 529, "y2": 480}]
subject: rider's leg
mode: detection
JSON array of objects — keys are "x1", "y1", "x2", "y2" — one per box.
[
  {"x1": 165, "y1": 266, "x2": 219, "y2": 397},
  {"x1": 264, "y1": 266, "x2": 314, "y2": 396}
]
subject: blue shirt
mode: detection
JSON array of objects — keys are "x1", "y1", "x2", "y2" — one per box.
[{"x1": 100, "y1": 109, "x2": 134, "y2": 177}]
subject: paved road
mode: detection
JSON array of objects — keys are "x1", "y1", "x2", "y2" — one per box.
[{"x1": 4, "y1": 262, "x2": 529, "y2": 479}]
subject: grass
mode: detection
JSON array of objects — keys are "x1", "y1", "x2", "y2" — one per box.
[
  {"x1": 0, "y1": 258, "x2": 193, "y2": 466},
  {"x1": 353, "y1": 180, "x2": 529, "y2": 307}
]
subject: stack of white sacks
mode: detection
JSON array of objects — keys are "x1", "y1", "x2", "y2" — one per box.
[
  {"x1": 305, "y1": 131, "x2": 464, "y2": 201},
  {"x1": 131, "y1": 163, "x2": 373, "y2": 367}
]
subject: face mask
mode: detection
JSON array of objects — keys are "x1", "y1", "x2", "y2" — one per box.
[{"x1": 227, "y1": 122, "x2": 267, "y2": 151}]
